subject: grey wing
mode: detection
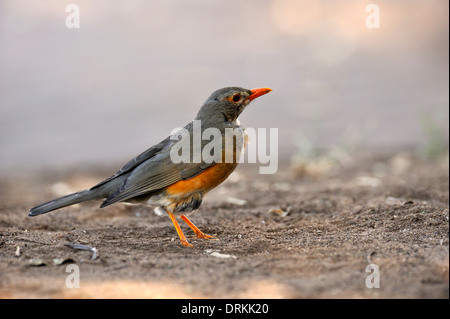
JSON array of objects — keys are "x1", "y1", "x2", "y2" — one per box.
[
  {"x1": 90, "y1": 136, "x2": 173, "y2": 190},
  {"x1": 99, "y1": 148, "x2": 214, "y2": 208},
  {"x1": 98, "y1": 120, "x2": 225, "y2": 207}
]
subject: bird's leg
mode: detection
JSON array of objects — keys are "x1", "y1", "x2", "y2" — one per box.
[
  {"x1": 167, "y1": 211, "x2": 192, "y2": 247},
  {"x1": 180, "y1": 214, "x2": 215, "y2": 240}
]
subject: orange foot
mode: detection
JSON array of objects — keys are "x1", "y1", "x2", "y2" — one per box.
[
  {"x1": 196, "y1": 232, "x2": 215, "y2": 240},
  {"x1": 179, "y1": 238, "x2": 193, "y2": 248},
  {"x1": 180, "y1": 215, "x2": 217, "y2": 240},
  {"x1": 167, "y1": 211, "x2": 193, "y2": 247}
]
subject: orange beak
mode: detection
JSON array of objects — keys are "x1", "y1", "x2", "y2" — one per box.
[{"x1": 248, "y1": 88, "x2": 272, "y2": 101}]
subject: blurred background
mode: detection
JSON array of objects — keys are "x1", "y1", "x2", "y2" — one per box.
[{"x1": 0, "y1": 0, "x2": 448, "y2": 174}]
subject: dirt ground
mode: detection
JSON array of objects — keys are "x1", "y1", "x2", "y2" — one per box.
[{"x1": 0, "y1": 153, "x2": 448, "y2": 299}]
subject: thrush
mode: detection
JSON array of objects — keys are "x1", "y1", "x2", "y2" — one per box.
[{"x1": 28, "y1": 87, "x2": 272, "y2": 247}]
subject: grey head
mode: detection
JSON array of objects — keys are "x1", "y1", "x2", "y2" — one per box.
[{"x1": 195, "y1": 87, "x2": 272, "y2": 124}]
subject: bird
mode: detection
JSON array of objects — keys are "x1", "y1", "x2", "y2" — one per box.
[{"x1": 28, "y1": 87, "x2": 272, "y2": 247}]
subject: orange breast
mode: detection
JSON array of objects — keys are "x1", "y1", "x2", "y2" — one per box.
[{"x1": 165, "y1": 163, "x2": 237, "y2": 197}]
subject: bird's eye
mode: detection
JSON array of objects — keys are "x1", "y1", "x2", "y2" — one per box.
[{"x1": 232, "y1": 94, "x2": 241, "y2": 102}]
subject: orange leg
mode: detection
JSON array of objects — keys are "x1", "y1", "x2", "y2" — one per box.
[
  {"x1": 180, "y1": 215, "x2": 215, "y2": 240},
  {"x1": 167, "y1": 211, "x2": 192, "y2": 247}
]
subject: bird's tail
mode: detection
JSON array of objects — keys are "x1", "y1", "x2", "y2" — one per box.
[{"x1": 28, "y1": 189, "x2": 101, "y2": 217}]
